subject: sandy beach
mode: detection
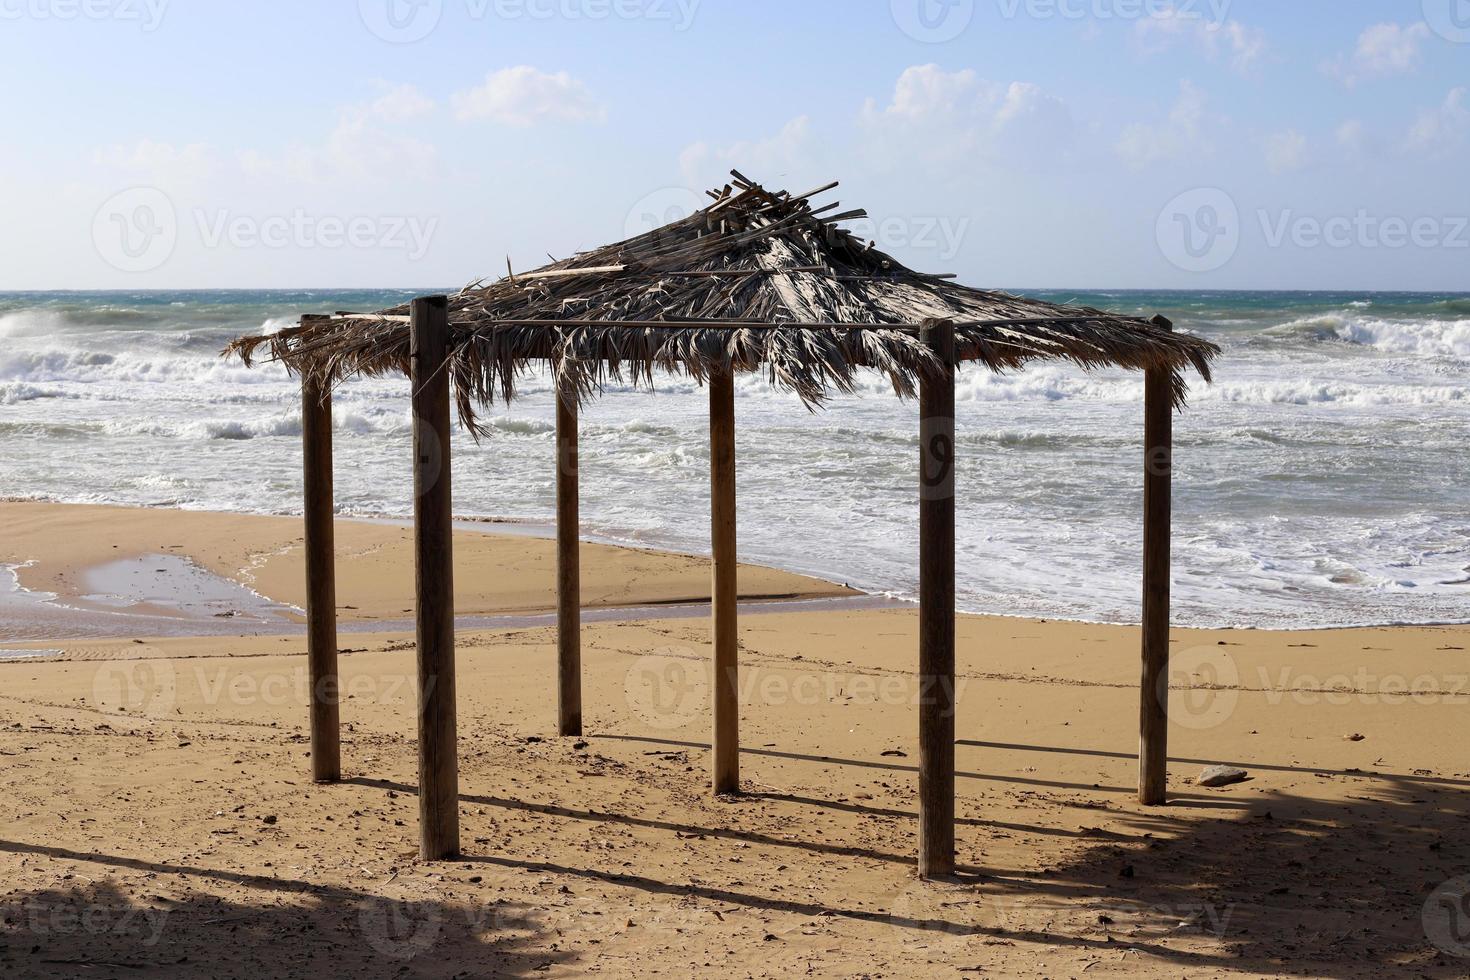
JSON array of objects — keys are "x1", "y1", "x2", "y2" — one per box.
[{"x1": 0, "y1": 502, "x2": 1465, "y2": 977}]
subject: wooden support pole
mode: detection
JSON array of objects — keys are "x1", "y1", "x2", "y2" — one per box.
[
  {"x1": 1139, "y1": 315, "x2": 1174, "y2": 806},
  {"x1": 301, "y1": 367, "x2": 340, "y2": 784},
  {"x1": 411, "y1": 295, "x2": 460, "y2": 860},
  {"x1": 918, "y1": 319, "x2": 957, "y2": 879},
  {"x1": 709, "y1": 366, "x2": 740, "y2": 795},
  {"x1": 555, "y1": 388, "x2": 582, "y2": 737}
]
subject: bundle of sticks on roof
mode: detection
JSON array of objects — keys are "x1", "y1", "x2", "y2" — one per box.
[{"x1": 226, "y1": 171, "x2": 1218, "y2": 433}]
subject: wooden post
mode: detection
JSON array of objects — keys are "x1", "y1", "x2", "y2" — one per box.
[
  {"x1": 301, "y1": 362, "x2": 340, "y2": 784},
  {"x1": 918, "y1": 319, "x2": 956, "y2": 879},
  {"x1": 411, "y1": 295, "x2": 460, "y2": 860},
  {"x1": 1139, "y1": 315, "x2": 1174, "y2": 806},
  {"x1": 555, "y1": 387, "x2": 582, "y2": 737},
  {"x1": 709, "y1": 366, "x2": 740, "y2": 795}
]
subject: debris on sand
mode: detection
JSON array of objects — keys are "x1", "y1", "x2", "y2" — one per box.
[{"x1": 1196, "y1": 765, "x2": 1250, "y2": 788}]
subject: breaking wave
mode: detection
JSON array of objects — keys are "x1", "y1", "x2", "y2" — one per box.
[{"x1": 0, "y1": 288, "x2": 1467, "y2": 629}]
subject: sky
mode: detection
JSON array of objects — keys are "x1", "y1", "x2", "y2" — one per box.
[{"x1": 1, "y1": 0, "x2": 1467, "y2": 291}]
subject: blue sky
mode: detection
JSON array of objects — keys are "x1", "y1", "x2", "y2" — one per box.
[{"x1": 2, "y1": 0, "x2": 1467, "y2": 289}]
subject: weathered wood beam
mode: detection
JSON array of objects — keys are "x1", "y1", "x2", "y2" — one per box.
[
  {"x1": 301, "y1": 359, "x2": 340, "y2": 784},
  {"x1": 322, "y1": 315, "x2": 1154, "y2": 330},
  {"x1": 411, "y1": 295, "x2": 460, "y2": 860},
  {"x1": 709, "y1": 366, "x2": 740, "y2": 795},
  {"x1": 918, "y1": 318, "x2": 957, "y2": 879},
  {"x1": 1139, "y1": 314, "x2": 1174, "y2": 806},
  {"x1": 556, "y1": 388, "x2": 582, "y2": 737},
  {"x1": 503, "y1": 264, "x2": 627, "y2": 282}
]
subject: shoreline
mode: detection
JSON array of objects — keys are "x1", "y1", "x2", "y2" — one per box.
[
  {"x1": 0, "y1": 500, "x2": 859, "y2": 646},
  {"x1": 4, "y1": 497, "x2": 1461, "y2": 635}
]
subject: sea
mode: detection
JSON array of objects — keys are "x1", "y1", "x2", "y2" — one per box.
[{"x1": 0, "y1": 289, "x2": 1465, "y2": 630}]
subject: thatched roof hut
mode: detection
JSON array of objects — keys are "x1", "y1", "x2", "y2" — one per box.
[
  {"x1": 227, "y1": 172, "x2": 1219, "y2": 877},
  {"x1": 229, "y1": 172, "x2": 1216, "y2": 432}
]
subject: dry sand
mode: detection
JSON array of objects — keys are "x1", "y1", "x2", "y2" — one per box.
[{"x1": 1, "y1": 504, "x2": 1468, "y2": 978}]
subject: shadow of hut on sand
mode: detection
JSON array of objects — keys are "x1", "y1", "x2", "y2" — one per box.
[{"x1": 0, "y1": 844, "x2": 569, "y2": 979}]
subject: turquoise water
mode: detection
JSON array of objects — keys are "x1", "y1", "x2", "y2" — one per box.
[{"x1": 0, "y1": 288, "x2": 1466, "y2": 629}]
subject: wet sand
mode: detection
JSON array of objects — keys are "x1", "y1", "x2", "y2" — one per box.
[
  {"x1": 0, "y1": 501, "x2": 857, "y2": 643},
  {"x1": 1, "y1": 503, "x2": 1468, "y2": 977}
]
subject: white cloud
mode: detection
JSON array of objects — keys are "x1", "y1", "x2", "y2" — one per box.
[
  {"x1": 239, "y1": 90, "x2": 437, "y2": 186},
  {"x1": 679, "y1": 116, "x2": 816, "y2": 190},
  {"x1": 91, "y1": 140, "x2": 217, "y2": 196},
  {"x1": 451, "y1": 67, "x2": 605, "y2": 127},
  {"x1": 859, "y1": 65, "x2": 1073, "y2": 170},
  {"x1": 1263, "y1": 129, "x2": 1308, "y2": 173},
  {"x1": 1408, "y1": 87, "x2": 1470, "y2": 155},
  {"x1": 1323, "y1": 22, "x2": 1431, "y2": 85},
  {"x1": 94, "y1": 139, "x2": 213, "y2": 175},
  {"x1": 1134, "y1": 6, "x2": 1267, "y2": 75},
  {"x1": 1115, "y1": 80, "x2": 1210, "y2": 169},
  {"x1": 367, "y1": 83, "x2": 435, "y2": 123}
]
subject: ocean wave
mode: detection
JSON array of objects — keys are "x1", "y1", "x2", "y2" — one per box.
[
  {"x1": 191, "y1": 418, "x2": 303, "y2": 441},
  {"x1": 954, "y1": 368, "x2": 1143, "y2": 404},
  {"x1": 0, "y1": 347, "x2": 281, "y2": 386},
  {"x1": 0, "y1": 383, "x2": 68, "y2": 404},
  {"x1": 100, "y1": 414, "x2": 304, "y2": 441},
  {"x1": 486, "y1": 416, "x2": 555, "y2": 435},
  {"x1": 1333, "y1": 316, "x2": 1470, "y2": 357},
  {"x1": 1263, "y1": 312, "x2": 1470, "y2": 357},
  {"x1": 335, "y1": 410, "x2": 407, "y2": 436},
  {"x1": 0, "y1": 307, "x2": 166, "y2": 336},
  {"x1": 1201, "y1": 379, "x2": 1466, "y2": 407}
]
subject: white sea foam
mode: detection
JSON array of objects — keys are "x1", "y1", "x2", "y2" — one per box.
[
  {"x1": 1267, "y1": 312, "x2": 1470, "y2": 358},
  {"x1": 1201, "y1": 378, "x2": 1467, "y2": 406},
  {"x1": 0, "y1": 347, "x2": 276, "y2": 386},
  {"x1": 0, "y1": 293, "x2": 1465, "y2": 630}
]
